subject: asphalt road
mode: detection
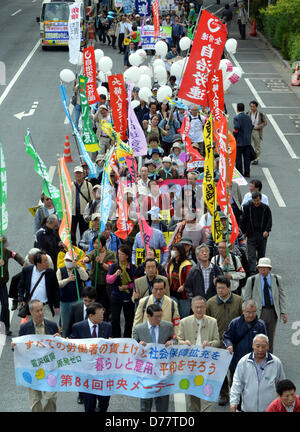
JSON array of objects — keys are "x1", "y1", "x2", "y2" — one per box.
[{"x1": 0, "y1": 0, "x2": 300, "y2": 413}]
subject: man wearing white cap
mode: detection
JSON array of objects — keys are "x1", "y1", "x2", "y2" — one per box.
[
  {"x1": 243, "y1": 257, "x2": 287, "y2": 353},
  {"x1": 158, "y1": 156, "x2": 179, "y2": 180},
  {"x1": 92, "y1": 105, "x2": 112, "y2": 156}
]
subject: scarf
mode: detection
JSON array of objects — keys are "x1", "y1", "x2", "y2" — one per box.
[
  {"x1": 173, "y1": 220, "x2": 186, "y2": 245},
  {"x1": 119, "y1": 263, "x2": 132, "y2": 291}
]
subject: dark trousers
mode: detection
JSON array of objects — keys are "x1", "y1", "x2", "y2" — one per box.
[
  {"x1": 260, "y1": 307, "x2": 277, "y2": 353},
  {"x1": 239, "y1": 22, "x2": 246, "y2": 40},
  {"x1": 247, "y1": 234, "x2": 268, "y2": 275},
  {"x1": 83, "y1": 393, "x2": 110, "y2": 412},
  {"x1": 140, "y1": 395, "x2": 169, "y2": 412},
  {"x1": 161, "y1": 140, "x2": 173, "y2": 156},
  {"x1": 118, "y1": 33, "x2": 125, "y2": 53},
  {"x1": 111, "y1": 297, "x2": 135, "y2": 338},
  {"x1": 71, "y1": 214, "x2": 89, "y2": 245},
  {"x1": 111, "y1": 35, "x2": 116, "y2": 48},
  {"x1": 96, "y1": 284, "x2": 111, "y2": 322},
  {"x1": 236, "y1": 145, "x2": 251, "y2": 177},
  {"x1": 0, "y1": 284, "x2": 9, "y2": 330}
]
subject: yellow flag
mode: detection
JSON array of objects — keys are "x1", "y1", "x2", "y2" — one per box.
[{"x1": 203, "y1": 115, "x2": 222, "y2": 243}]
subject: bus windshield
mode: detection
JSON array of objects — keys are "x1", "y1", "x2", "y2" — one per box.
[{"x1": 43, "y1": 3, "x2": 71, "y2": 21}]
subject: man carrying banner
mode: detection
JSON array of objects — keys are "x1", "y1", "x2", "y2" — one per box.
[
  {"x1": 178, "y1": 296, "x2": 220, "y2": 411},
  {"x1": 12, "y1": 300, "x2": 59, "y2": 412},
  {"x1": 133, "y1": 303, "x2": 174, "y2": 412}
]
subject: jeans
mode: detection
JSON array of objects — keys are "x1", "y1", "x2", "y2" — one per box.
[
  {"x1": 60, "y1": 300, "x2": 78, "y2": 337},
  {"x1": 140, "y1": 395, "x2": 169, "y2": 412},
  {"x1": 111, "y1": 297, "x2": 135, "y2": 338},
  {"x1": 0, "y1": 283, "x2": 9, "y2": 331},
  {"x1": 171, "y1": 297, "x2": 191, "y2": 319},
  {"x1": 74, "y1": 104, "x2": 81, "y2": 130}
]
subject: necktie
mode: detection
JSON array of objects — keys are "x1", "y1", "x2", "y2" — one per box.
[
  {"x1": 92, "y1": 324, "x2": 97, "y2": 338},
  {"x1": 263, "y1": 277, "x2": 272, "y2": 308},
  {"x1": 150, "y1": 326, "x2": 156, "y2": 343}
]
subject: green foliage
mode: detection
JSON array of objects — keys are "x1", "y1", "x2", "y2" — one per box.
[
  {"x1": 288, "y1": 34, "x2": 300, "y2": 66},
  {"x1": 256, "y1": 0, "x2": 300, "y2": 62}
]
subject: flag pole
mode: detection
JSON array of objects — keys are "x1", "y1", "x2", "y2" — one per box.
[{"x1": 57, "y1": 156, "x2": 80, "y2": 301}]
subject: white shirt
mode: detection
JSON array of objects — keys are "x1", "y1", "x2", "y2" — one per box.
[
  {"x1": 88, "y1": 318, "x2": 98, "y2": 337},
  {"x1": 188, "y1": 115, "x2": 206, "y2": 143},
  {"x1": 195, "y1": 318, "x2": 202, "y2": 346},
  {"x1": 147, "y1": 321, "x2": 159, "y2": 343},
  {"x1": 30, "y1": 266, "x2": 47, "y2": 303}
]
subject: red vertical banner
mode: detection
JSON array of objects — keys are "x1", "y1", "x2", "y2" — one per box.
[
  {"x1": 177, "y1": 10, "x2": 227, "y2": 107},
  {"x1": 108, "y1": 74, "x2": 128, "y2": 141},
  {"x1": 152, "y1": 0, "x2": 160, "y2": 40},
  {"x1": 207, "y1": 70, "x2": 224, "y2": 121},
  {"x1": 83, "y1": 47, "x2": 100, "y2": 105},
  {"x1": 215, "y1": 115, "x2": 239, "y2": 245}
]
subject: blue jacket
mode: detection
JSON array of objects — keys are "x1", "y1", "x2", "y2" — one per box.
[
  {"x1": 223, "y1": 314, "x2": 267, "y2": 372},
  {"x1": 132, "y1": 228, "x2": 168, "y2": 265},
  {"x1": 233, "y1": 112, "x2": 253, "y2": 147},
  {"x1": 70, "y1": 320, "x2": 112, "y2": 339}
]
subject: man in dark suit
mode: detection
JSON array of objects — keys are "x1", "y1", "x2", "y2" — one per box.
[
  {"x1": 233, "y1": 102, "x2": 254, "y2": 178},
  {"x1": 70, "y1": 302, "x2": 112, "y2": 412},
  {"x1": 17, "y1": 250, "x2": 60, "y2": 320},
  {"x1": 66, "y1": 286, "x2": 96, "y2": 405},
  {"x1": 133, "y1": 303, "x2": 174, "y2": 412},
  {"x1": 12, "y1": 300, "x2": 59, "y2": 411}
]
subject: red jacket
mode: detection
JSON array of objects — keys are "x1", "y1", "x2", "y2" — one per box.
[{"x1": 266, "y1": 395, "x2": 300, "y2": 412}]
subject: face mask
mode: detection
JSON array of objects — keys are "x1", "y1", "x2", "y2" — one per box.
[
  {"x1": 171, "y1": 250, "x2": 176, "y2": 259},
  {"x1": 65, "y1": 261, "x2": 73, "y2": 269}
]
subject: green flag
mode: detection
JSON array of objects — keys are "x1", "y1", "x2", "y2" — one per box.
[
  {"x1": 79, "y1": 75, "x2": 100, "y2": 153},
  {"x1": 25, "y1": 132, "x2": 63, "y2": 220}
]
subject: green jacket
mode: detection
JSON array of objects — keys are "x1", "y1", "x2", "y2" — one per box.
[{"x1": 87, "y1": 248, "x2": 116, "y2": 285}]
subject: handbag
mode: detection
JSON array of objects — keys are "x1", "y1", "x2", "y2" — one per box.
[
  {"x1": 17, "y1": 272, "x2": 46, "y2": 318},
  {"x1": 250, "y1": 145, "x2": 257, "y2": 161},
  {"x1": 71, "y1": 93, "x2": 77, "y2": 106}
]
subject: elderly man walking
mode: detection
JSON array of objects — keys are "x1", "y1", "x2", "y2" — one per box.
[{"x1": 243, "y1": 257, "x2": 287, "y2": 353}]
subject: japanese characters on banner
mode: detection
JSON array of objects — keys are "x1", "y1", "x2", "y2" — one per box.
[
  {"x1": 57, "y1": 157, "x2": 73, "y2": 254},
  {"x1": 125, "y1": 156, "x2": 153, "y2": 253},
  {"x1": 177, "y1": 10, "x2": 227, "y2": 106},
  {"x1": 83, "y1": 47, "x2": 100, "y2": 106},
  {"x1": 79, "y1": 75, "x2": 100, "y2": 153},
  {"x1": 99, "y1": 148, "x2": 114, "y2": 233},
  {"x1": 13, "y1": 335, "x2": 232, "y2": 401},
  {"x1": 215, "y1": 116, "x2": 239, "y2": 245},
  {"x1": 115, "y1": 181, "x2": 134, "y2": 240},
  {"x1": 180, "y1": 112, "x2": 205, "y2": 172},
  {"x1": 203, "y1": 116, "x2": 223, "y2": 243},
  {"x1": 108, "y1": 74, "x2": 128, "y2": 142},
  {"x1": 127, "y1": 85, "x2": 148, "y2": 157},
  {"x1": 68, "y1": 3, "x2": 81, "y2": 64},
  {"x1": 207, "y1": 70, "x2": 224, "y2": 121},
  {"x1": 152, "y1": 0, "x2": 160, "y2": 40}
]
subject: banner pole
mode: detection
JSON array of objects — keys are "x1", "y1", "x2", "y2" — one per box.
[{"x1": 57, "y1": 156, "x2": 80, "y2": 301}]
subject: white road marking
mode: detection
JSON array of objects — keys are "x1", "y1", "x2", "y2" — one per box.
[
  {"x1": 239, "y1": 61, "x2": 268, "y2": 63},
  {"x1": 64, "y1": 103, "x2": 74, "y2": 124},
  {"x1": 267, "y1": 114, "x2": 299, "y2": 159},
  {"x1": 257, "y1": 90, "x2": 292, "y2": 93},
  {"x1": 244, "y1": 78, "x2": 266, "y2": 107},
  {"x1": 232, "y1": 103, "x2": 237, "y2": 114},
  {"x1": 11, "y1": 9, "x2": 22, "y2": 16},
  {"x1": 284, "y1": 133, "x2": 300, "y2": 135},
  {"x1": 262, "y1": 168, "x2": 286, "y2": 208},
  {"x1": 0, "y1": 40, "x2": 40, "y2": 106},
  {"x1": 174, "y1": 393, "x2": 186, "y2": 412}
]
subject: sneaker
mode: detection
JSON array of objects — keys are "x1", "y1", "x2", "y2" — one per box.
[
  {"x1": 77, "y1": 394, "x2": 84, "y2": 404},
  {"x1": 11, "y1": 300, "x2": 18, "y2": 311},
  {"x1": 251, "y1": 159, "x2": 258, "y2": 165}
]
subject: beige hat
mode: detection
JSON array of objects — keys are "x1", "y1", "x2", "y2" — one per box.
[
  {"x1": 257, "y1": 257, "x2": 272, "y2": 268},
  {"x1": 74, "y1": 165, "x2": 83, "y2": 173},
  {"x1": 92, "y1": 184, "x2": 101, "y2": 190},
  {"x1": 91, "y1": 213, "x2": 101, "y2": 221}
]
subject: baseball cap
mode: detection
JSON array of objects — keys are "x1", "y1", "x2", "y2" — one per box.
[
  {"x1": 91, "y1": 213, "x2": 101, "y2": 221},
  {"x1": 74, "y1": 166, "x2": 83, "y2": 173}
]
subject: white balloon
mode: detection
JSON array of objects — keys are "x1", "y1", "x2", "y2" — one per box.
[
  {"x1": 179, "y1": 36, "x2": 191, "y2": 51},
  {"x1": 225, "y1": 38, "x2": 238, "y2": 54},
  {"x1": 154, "y1": 65, "x2": 167, "y2": 81},
  {"x1": 129, "y1": 52, "x2": 143, "y2": 66},
  {"x1": 94, "y1": 49, "x2": 104, "y2": 62},
  {"x1": 139, "y1": 65, "x2": 153, "y2": 77},
  {"x1": 131, "y1": 100, "x2": 140, "y2": 109},
  {"x1": 138, "y1": 87, "x2": 152, "y2": 103},
  {"x1": 60, "y1": 69, "x2": 75, "y2": 83},
  {"x1": 155, "y1": 40, "x2": 168, "y2": 57},
  {"x1": 98, "y1": 56, "x2": 113, "y2": 73},
  {"x1": 138, "y1": 74, "x2": 152, "y2": 89},
  {"x1": 97, "y1": 86, "x2": 108, "y2": 97},
  {"x1": 153, "y1": 58, "x2": 165, "y2": 69},
  {"x1": 170, "y1": 61, "x2": 184, "y2": 79},
  {"x1": 136, "y1": 49, "x2": 147, "y2": 60},
  {"x1": 157, "y1": 85, "x2": 172, "y2": 103},
  {"x1": 124, "y1": 66, "x2": 141, "y2": 84},
  {"x1": 97, "y1": 71, "x2": 106, "y2": 82}
]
